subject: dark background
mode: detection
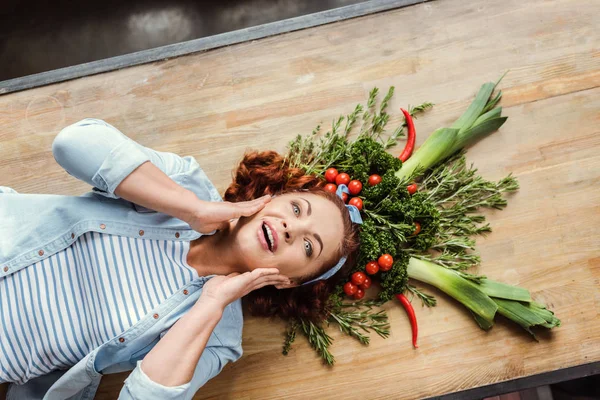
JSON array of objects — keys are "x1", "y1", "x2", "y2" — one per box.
[{"x1": 0, "y1": 0, "x2": 366, "y2": 81}]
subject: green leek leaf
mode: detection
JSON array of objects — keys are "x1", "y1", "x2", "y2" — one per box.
[{"x1": 479, "y1": 279, "x2": 532, "y2": 302}]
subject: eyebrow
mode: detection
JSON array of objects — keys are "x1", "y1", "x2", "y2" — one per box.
[
  {"x1": 300, "y1": 197, "x2": 311, "y2": 216},
  {"x1": 314, "y1": 233, "x2": 324, "y2": 257},
  {"x1": 299, "y1": 197, "x2": 323, "y2": 257}
]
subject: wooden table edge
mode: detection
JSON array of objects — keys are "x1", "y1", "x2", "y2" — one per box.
[{"x1": 424, "y1": 361, "x2": 600, "y2": 400}]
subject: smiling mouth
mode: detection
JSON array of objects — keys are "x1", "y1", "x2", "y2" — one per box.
[{"x1": 262, "y1": 222, "x2": 275, "y2": 252}]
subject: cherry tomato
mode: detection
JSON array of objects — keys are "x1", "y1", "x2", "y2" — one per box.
[
  {"x1": 348, "y1": 197, "x2": 363, "y2": 211},
  {"x1": 378, "y1": 254, "x2": 394, "y2": 271},
  {"x1": 365, "y1": 261, "x2": 379, "y2": 275},
  {"x1": 413, "y1": 222, "x2": 422, "y2": 236},
  {"x1": 343, "y1": 282, "x2": 358, "y2": 296},
  {"x1": 324, "y1": 183, "x2": 337, "y2": 193},
  {"x1": 368, "y1": 174, "x2": 382, "y2": 186},
  {"x1": 335, "y1": 172, "x2": 351, "y2": 186},
  {"x1": 325, "y1": 168, "x2": 339, "y2": 183},
  {"x1": 353, "y1": 288, "x2": 365, "y2": 300},
  {"x1": 351, "y1": 271, "x2": 366, "y2": 286},
  {"x1": 348, "y1": 180, "x2": 363, "y2": 195},
  {"x1": 341, "y1": 192, "x2": 349, "y2": 203},
  {"x1": 407, "y1": 183, "x2": 418, "y2": 195},
  {"x1": 359, "y1": 276, "x2": 372, "y2": 290}
]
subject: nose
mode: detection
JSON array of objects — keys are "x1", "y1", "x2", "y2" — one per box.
[{"x1": 281, "y1": 221, "x2": 291, "y2": 241}]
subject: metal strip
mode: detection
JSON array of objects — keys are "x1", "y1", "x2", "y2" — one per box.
[{"x1": 0, "y1": 0, "x2": 427, "y2": 95}]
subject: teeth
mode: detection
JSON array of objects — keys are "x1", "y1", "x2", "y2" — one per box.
[{"x1": 264, "y1": 224, "x2": 274, "y2": 250}]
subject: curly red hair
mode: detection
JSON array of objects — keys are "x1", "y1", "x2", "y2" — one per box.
[{"x1": 225, "y1": 151, "x2": 360, "y2": 322}]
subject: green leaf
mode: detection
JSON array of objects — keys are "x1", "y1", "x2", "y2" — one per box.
[
  {"x1": 473, "y1": 107, "x2": 503, "y2": 127},
  {"x1": 407, "y1": 258, "x2": 497, "y2": 321},
  {"x1": 451, "y1": 82, "x2": 496, "y2": 134},
  {"x1": 479, "y1": 279, "x2": 532, "y2": 302},
  {"x1": 396, "y1": 128, "x2": 459, "y2": 181},
  {"x1": 451, "y1": 117, "x2": 508, "y2": 155},
  {"x1": 471, "y1": 311, "x2": 494, "y2": 330},
  {"x1": 494, "y1": 298, "x2": 554, "y2": 338}
]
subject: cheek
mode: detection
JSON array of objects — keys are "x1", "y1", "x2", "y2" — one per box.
[{"x1": 275, "y1": 246, "x2": 318, "y2": 278}]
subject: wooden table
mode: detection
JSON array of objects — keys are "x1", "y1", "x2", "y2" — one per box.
[{"x1": 1, "y1": 0, "x2": 598, "y2": 398}]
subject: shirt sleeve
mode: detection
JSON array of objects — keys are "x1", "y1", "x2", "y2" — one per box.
[
  {"x1": 118, "y1": 345, "x2": 242, "y2": 400},
  {"x1": 52, "y1": 118, "x2": 201, "y2": 199}
]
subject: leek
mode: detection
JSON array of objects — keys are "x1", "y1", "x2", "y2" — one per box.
[
  {"x1": 396, "y1": 79, "x2": 507, "y2": 182},
  {"x1": 407, "y1": 258, "x2": 560, "y2": 335}
]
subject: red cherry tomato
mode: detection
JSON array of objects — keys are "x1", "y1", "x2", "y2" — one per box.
[
  {"x1": 359, "y1": 276, "x2": 372, "y2": 290},
  {"x1": 325, "y1": 168, "x2": 339, "y2": 183},
  {"x1": 348, "y1": 197, "x2": 363, "y2": 211},
  {"x1": 324, "y1": 183, "x2": 337, "y2": 193},
  {"x1": 368, "y1": 174, "x2": 382, "y2": 186},
  {"x1": 407, "y1": 183, "x2": 418, "y2": 195},
  {"x1": 348, "y1": 180, "x2": 363, "y2": 195},
  {"x1": 378, "y1": 254, "x2": 394, "y2": 271},
  {"x1": 341, "y1": 192, "x2": 348, "y2": 203},
  {"x1": 335, "y1": 173, "x2": 351, "y2": 186},
  {"x1": 351, "y1": 271, "x2": 366, "y2": 286},
  {"x1": 353, "y1": 288, "x2": 365, "y2": 300},
  {"x1": 365, "y1": 261, "x2": 379, "y2": 275},
  {"x1": 413, "y1": 222, "x2": 422, "y2": 236},
  {"x1": 343, "y1": 282, "x2": 358, "y2": 296}
]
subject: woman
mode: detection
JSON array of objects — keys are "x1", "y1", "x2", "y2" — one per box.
[{"x1": 0, "y1": 118, "x2": 359, "y2": 399}]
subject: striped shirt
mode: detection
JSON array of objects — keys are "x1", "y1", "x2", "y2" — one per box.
[{"x1": 0, "y1": 232, "x2": 197, "y2": 385}]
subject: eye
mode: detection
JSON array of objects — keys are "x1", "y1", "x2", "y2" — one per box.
[
  {"x1": 304, "y1": 240, "x2": 313, "y2": 257},
  {"x1": 292, "y1": 202, "x2": 301, "y2": 217}
]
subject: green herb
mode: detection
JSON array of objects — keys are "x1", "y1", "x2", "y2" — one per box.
[{"x1": 280, "y1": 78, "x2": 559, "y2": 363}]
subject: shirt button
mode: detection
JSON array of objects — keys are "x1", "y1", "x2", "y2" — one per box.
[
  {"x1": 118, "y1": 337, "x2": 125, "y2": 343},
  {"x1": 183, "y1": 290, "x2": 189, "y2": 295},
  {"x1": 100, "y1": 224, "x2": 106, "y2": 230},
  {"x1": 175, "y1": 232, "x2": 180, "y2": 238},
  {"x1": 38, "y1": 250, "x2": 44, "y2": 256},
  {"x1": 153, "y1": 314, "x2": 159, "y2": 319},
  {"x1": 139, "y1": 230, "x2": 145, "y2": 236},
  {"x1": 3, "y1": 266, "x2": 8, "y2": 272},
  {"x1": 71, "y1": 233, "x2": 75, "y2": 239}
]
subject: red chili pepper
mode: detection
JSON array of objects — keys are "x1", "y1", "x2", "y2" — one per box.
[
  {"x1": 395, "y1": 293, "x2": 418, "y2": 348},
  {"x1": 398, "y1": 108, "x2": 416, "y2": 162}
]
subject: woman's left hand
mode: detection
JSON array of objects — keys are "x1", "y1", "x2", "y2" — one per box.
[
  {"x1": 199, "y1": 268, "x2": 290, "y2": 310},
  {"x1": 186, "y1": 195, "x2": 271, "y2": 234}
]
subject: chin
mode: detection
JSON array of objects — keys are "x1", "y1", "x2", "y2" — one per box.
[{"x1": 234, "y1": 215, "x2": 275, "y2": 266}]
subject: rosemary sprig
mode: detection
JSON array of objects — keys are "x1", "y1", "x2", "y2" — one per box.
[
  {"x1": 407, "y1": 284, "x2": 437, "y2": 307},
  {"x1": 329, "y1": 308, "x2": 390, "y2": 345},
  {"x1": 299, "y1": 319, "x2": 335, "y2": 365},
  {"x1": 283, "y1": 320, "x2": 299, "y2": 356}
]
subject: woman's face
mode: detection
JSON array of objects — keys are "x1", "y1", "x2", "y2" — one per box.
[{"x1": 232, "y1": 192, "x2": 345, "y2": 286}]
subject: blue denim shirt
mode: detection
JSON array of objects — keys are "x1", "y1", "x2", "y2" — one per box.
[{"x1": 0, "y1": 119, "x2": 243, "y2": 400}]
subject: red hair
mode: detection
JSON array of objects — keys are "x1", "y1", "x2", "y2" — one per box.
[{"x1": 225, "y1": 151, "x2": 360, "y2": 322}]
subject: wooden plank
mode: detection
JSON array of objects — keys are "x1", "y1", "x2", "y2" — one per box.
[
  {"x1": 0, "y1": 0, "x2": 427, "y2": 95},
  {"x1": 0, "y1": 0, "x2": 598, "y2": 398}
]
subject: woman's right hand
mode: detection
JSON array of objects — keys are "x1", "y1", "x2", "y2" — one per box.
[
  {"x1": 198, "y1": 268, "x2": 290, "y2": 310},
  {"x1": 186, "y1": 195, "x2": 271, "y2": 234}
]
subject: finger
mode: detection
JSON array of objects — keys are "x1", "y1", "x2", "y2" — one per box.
[
  {"x1": 251, "y1": 273, "x2": 288, "y2": 285},
  {"x1": 234, "y1": 196, "x2": 272, "y2": 216},
  {"x1": 235, "y1": 203, "x2": 268, "y2": 218},
  {"x1": 249, "y1": 274, "x2": 290, "y2": 289},
  {"x1": 250, "y1": 277, "x2": 291, "y2": 291},
  {"x1": 239, "y1": 195, "x2": 271, "y2": 208},
  {"x1": 250, "y1": 268, "x2": 280, "y2": 277}
]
